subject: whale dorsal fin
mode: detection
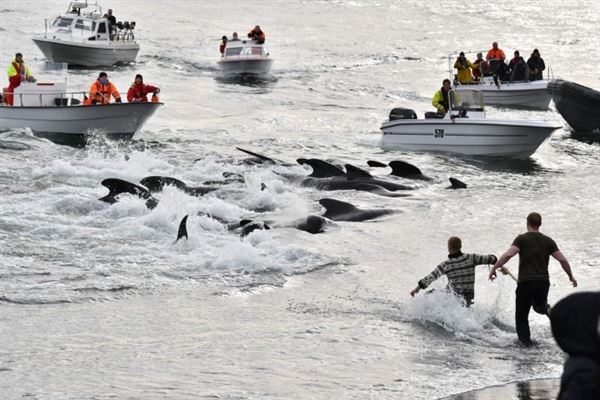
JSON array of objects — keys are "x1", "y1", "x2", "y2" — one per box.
[
  {"x1": 297, "y1": 158, "x2": 345, "y2": 177},
  {"x1": 388, "y1": 160, "x2": 423, "y2": 177},
  {"x1": 449, "y1": 177, "x2": 468, "y2": 189},
  {"x1": 176, "y1": 215, "x2": 189, "y2": 242},
  {"x1": 319, "y1": 198, "x2": 358, "y2": 218},
  {"x1": 344, "y1": 164, "x2": 372, "y2": 180}
]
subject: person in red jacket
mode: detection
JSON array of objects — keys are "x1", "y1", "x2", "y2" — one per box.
[
  {"x1": 247, "y1": 25, "x2": 265, "y2": 44},
  {"x1": 127, "y1": 74, "x2": 160, "y2": 103}
]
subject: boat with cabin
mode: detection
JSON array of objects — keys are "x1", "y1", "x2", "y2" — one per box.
[
  {"x1": 32, "y1": 1, "x2": 140, "y2": 67},
  {"x1": 449, "y1": 52, "x2": 553, "y2": 110},
  {"x1": 217, "y1": 39, "x2": 273, "y2": 77},
  {"x1": 380, "y1": 89, "x2": 560, "y2": 158},
  {"x1": 0, "y1": 81, "x2": 162, "y2": 145}
]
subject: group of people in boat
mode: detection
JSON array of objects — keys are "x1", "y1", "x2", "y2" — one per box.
[
  {"x1": 84, "y1": 72, "x2": 160, "y2": 105},
  {"x1": 219, "y1": 25, "x2": 266, "y2": 56},
  {"x1": 2, "y1": 52, "x2": 160, "y2": 106},
  {"x1": 453, "y1": 42, "x2": 546, "y2": 84}
]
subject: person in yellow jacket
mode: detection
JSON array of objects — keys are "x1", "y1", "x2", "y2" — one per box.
[
  {"x1": 5, "y1": 52, "x2": 36, "y2": 106},
  {"x1": 454, "y1": 52, "x2": 476, "y2": 84},
  {"x1": 432, "y1": 79, "x2": 452, "y2": 115},
  {"x1": 87, "y1": 72, "x2": 121, "y2": 105}
]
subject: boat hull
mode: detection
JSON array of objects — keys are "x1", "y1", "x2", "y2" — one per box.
[
  {"x1": 455, "y1": 80, "x2": 551, "y2": 109},
  {"x1": 380, "y1": 119, "x2": 559, "y2": 158},
  {"x1": 0, "y1": 102, "x2": 162, "y2": 143},
  {"x1": 32, "y1": 37, "x2": 140, "y2": 67},
  {"x1": 217, "y1": 58, "x2": 273, "y2": 76},
  {"x1": 548, "y1": 79, "x2": 600, "y2": 133}
]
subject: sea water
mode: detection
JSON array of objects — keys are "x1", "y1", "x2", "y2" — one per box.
[{"x1": 1, "y1": 1, "x2": 599, "y2": 399}]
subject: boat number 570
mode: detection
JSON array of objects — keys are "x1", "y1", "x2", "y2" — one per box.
[{"x1": 434, "y1": 129, "x2": 445, "y2": 138}]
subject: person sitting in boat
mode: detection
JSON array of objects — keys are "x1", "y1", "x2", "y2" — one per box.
[
  {"x1": 219, "y1": 36, "x2": 228, "y2": 56},
  {"x1": 5, "y1": 52, "x2": 36, "y2": 106},
  {"x1": 88, "y1": 72, "x2": 122, "y2": 105},
  {"x1": 247, "y1": 25, "x2": 266, "y2": 44},
  {"x1": 431, "y1": 79, "x2": 451, "y2": 115},
  {"x1": 527, "y1": 49, "x2": 546, "y2": 81},
  {"x1": 472, "y1": 52, "x2": 491, "y2": 80},
  {"x1": 230, "y1": 32, "x2": 240, "y2": 41},
  {"x1": 454, "y1": 52, "x2": 476, "y2": 84},
  {"x1": 127, "y1": 74, "x2": 160, "y2": 103},
  {"x1": 507, "y1": 50, "x2": 529, "y2": 82}
]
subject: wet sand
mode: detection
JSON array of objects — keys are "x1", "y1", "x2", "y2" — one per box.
[{"x1": 441, "y1": 378, "x2": 560, "y2": 400}]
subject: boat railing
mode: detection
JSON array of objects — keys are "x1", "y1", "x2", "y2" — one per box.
[{"x1": 2, "y1": 90, "x2": 90, "y2": 107}]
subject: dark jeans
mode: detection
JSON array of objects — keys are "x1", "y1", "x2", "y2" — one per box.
[{"x1": 515, "y1": 280, "x2": 550, "y2": 343}]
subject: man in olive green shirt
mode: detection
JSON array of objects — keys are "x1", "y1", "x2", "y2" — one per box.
[{"x1": 489, "y1": 212, "x2": 577, "y2": 346}]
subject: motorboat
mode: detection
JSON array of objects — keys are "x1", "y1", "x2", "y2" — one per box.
[
  {"x1": 379, "y1": 89, "x2": 560, "y2": 158},
  {"x1": 547, "y1": 79, "x2": 600, "y2": 133},
  {"x1": 32, "y1": 1, "x2": 139, "y2": 67},
  {"x1": 0, "y1": 81, "x2": 162, "y2": 145},
  {"x1": 217, "y1": 39, "x2": 273, "y2": 77},
  {"x1": 449, "y1": 52, "x2": 553, "y2": 110}
]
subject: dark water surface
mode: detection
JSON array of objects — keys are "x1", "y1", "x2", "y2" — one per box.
[{"x1": 1, "y1": 1, "x2": 599, "y2": 399}]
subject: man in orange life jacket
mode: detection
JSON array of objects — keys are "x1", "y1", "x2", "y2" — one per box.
[
  {"x1": 88, "y1": 72, "x2": 121, "y2": 104},
  {"x1": 127, "y1": 74, "x2": 160, "y2": 102},
  {"x1": 5, "y1": 52, "x2": 36, "y2": 106}
]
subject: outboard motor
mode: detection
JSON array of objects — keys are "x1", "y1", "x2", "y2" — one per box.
[{"x1": 389, "y1": 107, "x2": 417, "y2": 121}]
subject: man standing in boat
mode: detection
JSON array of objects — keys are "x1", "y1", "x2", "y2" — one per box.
[
  {"x1": 5, "y1": 52, "x2": 36, "y2": 106},
  {"x1": 486, "y1": 42, "x2": 507, "y2": 84},
  {"x1": 527, "y1": 49, "x2": 546, "y2": 81},
  {"x1": 88, "y1": 72, "x2": 122, "y2": 105},
  {"x1": 431, "y1": 79, "x2": 451, "y2": 115},
  {"x1": 489, "y1": 212, "x2": 577, "y2": 347}
]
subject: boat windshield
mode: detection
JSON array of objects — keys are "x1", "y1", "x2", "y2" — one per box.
[
  {"x1": 225, "y1": 47, "x2": 242, "y2": 56},
  {"x1": 74, "y1": 19, "x2": 96, "y2": 31},
  {"x1": 53, "y1": 17, "x2": 74, "y2": 27},
  {"x1": 450, "y1": 89, "x2": 485, "y2": 111}
]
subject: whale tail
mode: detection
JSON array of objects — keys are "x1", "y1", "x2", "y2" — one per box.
[{"x1": 99, "y1": 178, "x2": 158, "y2": 209}]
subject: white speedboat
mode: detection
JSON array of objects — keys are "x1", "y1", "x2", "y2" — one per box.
[
  {"x1": 449, "y1": 52, "x2": 552, "y2": 110},
  {"x1": 32, "y1": 1, "x2": 139, "y2": 67},
  {"x1": 380, "y1": 89, "x2": 560, "y2": 158},
  {"x1": 1, "y1": 82, "x2": 162, "y2": 145},
  {"x1": 217, "y1": 39, "x2": 273, "y2": 77}
]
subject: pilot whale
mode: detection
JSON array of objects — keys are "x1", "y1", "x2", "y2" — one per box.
[{"x1": 319, "y1": 198, "x2": 396, "y2": 222}]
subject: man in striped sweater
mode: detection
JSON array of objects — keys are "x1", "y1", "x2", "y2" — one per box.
[{"x1": 410, "y1": 236, "x2": 497, "y2": 306}]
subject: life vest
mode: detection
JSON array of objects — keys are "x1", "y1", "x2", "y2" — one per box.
[
  {"x1": 8, "y1": 62, "x2": 24, "y2": 87},
  {"x1": 486, "y1": 48, "x2": 505, "y2": 61},
  {"x1": 89, "y1": 80, "x2": 120, "y2": 104}
]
